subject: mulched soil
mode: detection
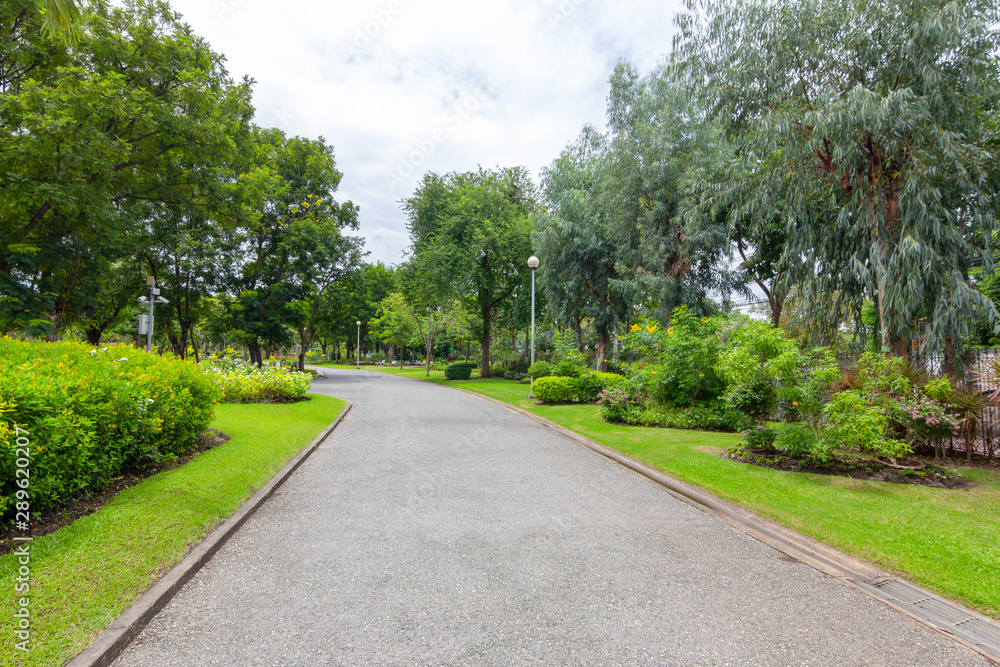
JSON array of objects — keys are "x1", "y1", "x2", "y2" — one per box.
[
  {"x1": 0, "y1": 428, "x2": 231, "y2": 556},
  {"x1": 727, "y1": 449, "x2": 992, "y2": 489}
]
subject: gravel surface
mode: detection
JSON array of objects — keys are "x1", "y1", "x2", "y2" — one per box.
[{"x1": 113, "y1": 369, "x2": 988, "y2": 666}]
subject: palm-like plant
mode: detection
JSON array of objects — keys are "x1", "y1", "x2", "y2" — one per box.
[{"x1": 39, "y1": 0, "x2": 83, "y2": 42}]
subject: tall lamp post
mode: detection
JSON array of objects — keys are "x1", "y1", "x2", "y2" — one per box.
[
  {"x1": 356, "y1": 320, "x2": 361, "y2": 369},
  {"x1": 527, "y1": 255, "x2": 539, "y2": 398},
  {"x1": 137, "y1": 276, "x2": 168, "y2": 354}
]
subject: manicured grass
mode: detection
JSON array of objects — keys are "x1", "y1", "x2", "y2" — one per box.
[
  {"x1": 0, "y1": 395, "x2": 344, "y2": 667},
  {"x1": 431, "y1": 376, "x2": 1000, "y2": 620}
]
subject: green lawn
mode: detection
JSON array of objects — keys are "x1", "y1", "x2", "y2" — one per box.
[
  {"x1": 0, "y1": 395, "x2": 344, "y2": 667},
  {"x1": 426, "y1": 375, "x2": 1000, "y2": 620}
]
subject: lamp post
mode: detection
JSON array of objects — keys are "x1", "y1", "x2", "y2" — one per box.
[
  {"x1": 137, "y1": 276, "x2": 168, "y2": 354},
  {"x1": 527, "y1": 255, "x2": 539, "y2": 398},
  {"x1": 356, "y1": 320, "x2": 361, "y2": 369}
]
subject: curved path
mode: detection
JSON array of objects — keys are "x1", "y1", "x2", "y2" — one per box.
[{"x1": 114, "y1": 369, "x2": 986, "y2": 666}]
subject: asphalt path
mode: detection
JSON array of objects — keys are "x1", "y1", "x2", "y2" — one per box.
[{"x1": 113, "y1": 369, "x2": 987, "y2": 666}]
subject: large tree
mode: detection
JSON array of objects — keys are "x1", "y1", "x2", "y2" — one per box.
[
  {"x1": 676, "y1": 0, "x2": 1000, "y2": 356},
  {"x1": 0, "y1": 0, "x2": 253, "y2": 337},
  {"x1": 403, "y1": 167, "x2": 537, "y2": 378},
  {"x1": 535, "y1": 126, "x2": 633, "y2": 370}
]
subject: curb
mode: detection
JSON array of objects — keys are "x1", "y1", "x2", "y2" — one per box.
[{"x1": 66, "y1": 400, "x2": 353, "y2": 667}]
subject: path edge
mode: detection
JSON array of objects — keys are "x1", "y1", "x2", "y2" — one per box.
[{"x1": 65, "y1": 399, "x2": 353, "y2": 667}]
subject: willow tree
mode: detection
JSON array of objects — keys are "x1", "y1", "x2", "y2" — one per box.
[
  {"x1": 535, "y1": 126, "x2": 633, "y2": 371},
  {"x1": 676, "y1": 0, "x2": 1000, "y2": 357}
]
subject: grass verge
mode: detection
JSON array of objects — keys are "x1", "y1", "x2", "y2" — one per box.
[
  {"x1": 0, "y1": 394, "x2": 344, "y2": 666},
  {"x1": 425, "y1": 375, "x2": 1000, "y2": 620}
]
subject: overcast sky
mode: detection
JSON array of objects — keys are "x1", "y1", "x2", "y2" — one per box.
[{"x1": 167, "y1": 0, "x2": 686, "y2": 266}]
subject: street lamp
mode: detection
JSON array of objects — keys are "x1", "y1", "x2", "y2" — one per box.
[
  {"x1": 356, "y1": 320, "x2": 361, "y2": 369},
  {"x1": 137, "y1": 276, "x2": 168, "y2": 354},
  {"x1": 527, "y1": 255, "x2": 539, "y2": 398}
]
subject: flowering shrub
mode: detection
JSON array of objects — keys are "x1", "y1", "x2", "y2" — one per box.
[
  {"x1": 597, "y1": 387, "x2": 643, "y2": 423},
  {"x1": 0, "y1": 339, "x2": 220, "y2": 518},
  {"x1": 891, "y1": 391, "x2": 962, "y2": 443},
  {"x1": 205, "y1": 360, "x2": 313, "y2": 403},
  {"x1": 577, "y1": 371, "x2": 625, "y2": 403},
  {"x1": 743, "y1": 424, "x2": 777, "y2": 450}
]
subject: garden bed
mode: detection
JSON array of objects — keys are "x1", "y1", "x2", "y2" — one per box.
[{"x1": 728, "y1": 450, "x2": 975, "y2": 489}]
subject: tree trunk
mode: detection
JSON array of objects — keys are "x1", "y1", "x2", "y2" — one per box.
[
  {"x1": 386, "y1": 344, "x2": 395, "y2": 365},
  {"x1": 480, "y1": 303, "x2": 492, "y2": 378},
  {"x1": 769, "y1": 296, "x2": 783, "y2": 328},
  {"x1": 595, "y1": 333, "x2": 609, "y2": 372},
  {"x1": 297, "y1": 327, "x2": 308, "y2": 372},
  {"x1": 943, "y1": 333, "x2": 957, "y2": 378},
  {"x1": 85, "y1": 326, "x2": 103, "y2": 346}
]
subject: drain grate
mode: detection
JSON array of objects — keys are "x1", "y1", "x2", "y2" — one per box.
[{"x1": 849, "y1": 578, "x2": 1000, "y2": 660}]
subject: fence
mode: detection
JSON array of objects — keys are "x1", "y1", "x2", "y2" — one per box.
[{"x1": 842, "y1": 349, "x2": 1000, "y2": 461}]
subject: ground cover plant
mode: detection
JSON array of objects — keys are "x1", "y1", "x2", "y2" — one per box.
[
  {"x1": 0, "y1": 339, "x2": 220, "y2": 519},
  {"x1": 423, "y1": 374, "x2": 1000, "y2": 621},
  {"x1": 0, "y1": 395, "x2": 344, "y2": 667}
]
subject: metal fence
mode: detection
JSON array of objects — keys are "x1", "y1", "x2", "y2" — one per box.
[{"x1": 867, "y1": 349, "x2": 1000, "y2": 461}]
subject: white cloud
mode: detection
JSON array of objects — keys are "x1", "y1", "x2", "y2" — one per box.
[{"x1": 168, "y1": 0, "x2": 686, "y2": 266}]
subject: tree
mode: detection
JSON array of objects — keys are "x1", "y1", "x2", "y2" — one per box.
[
  {"x1": 604, "y1": 61, "x2": 735, "y2": 322},
  {"x1": 535, "y1": 126, "x2": 633, "y2": 370},
  {"x1": 220, "y1": 128, "x2": 361, "y2": 366},
  {"x1": 0, "y1": 0, "x2": 253, "y2": 338},
  {"x1": 403, "y1": 167, "x2": 537, "y2": 378},
  {"x1": 675, "y1": 0, "x2": 1000, "y2": 357}
]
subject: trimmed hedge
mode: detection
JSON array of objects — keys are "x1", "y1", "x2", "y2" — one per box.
[
  {"x1": 0, "y1": 339, "x2": 221, "y2": 518},
  {"x1": 577, "y1": 371, "x2": 626, "y2": 403},
  {"x1": 206, "y1": 359, "x2": 312, "y2": 402},
  {"x1": 532, "y1": 376, "x2": 579, "y2": 403},
  {"x1": 527, "y1": 361, "x2": 552, "y2": 378},
  {"x1": 445, "y1": 362, "x2": 473, "y2": 380}
]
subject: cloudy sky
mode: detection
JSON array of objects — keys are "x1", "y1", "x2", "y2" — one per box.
[{"x1": 167, "y1": 0, "x2": 687, "y2": 266}]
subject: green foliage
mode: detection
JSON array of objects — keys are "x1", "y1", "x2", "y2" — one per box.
[
  {"x1": 773, "y1": 423, "x2": 824, "y2": 460},
  {"x1": 676, "y1": 0, "x2": 1000, "y2": 352},
  {"x1": 205, "y1": 360, "x2": 312, "y2": 403},
  {"x1": 597, "y1": 386, "x2": 644, "y2": 423},
  {"x1": 528, "y1": 360, "x2": 553, "y2": 378},
  {"x1": 821, "y1": 390, "x2": 905, "y2": 459},
  {"x1": 576, "y1": 371, "x2": 626, "y2": 403},
  {"x1": 725, "y1": 379, "x2": 776, "y2": 424},
  {"x1": 532, "y1": 376, "x2": 580, "y2": 403},
  {"x1": 554, "y1": 360, "x2": 583, "y2": 378},
  {"x1": 633, "y1": 404, "x2": 748, "y2": 432},
  {"x1": 743, "y1": 425, "x2": 777, "y2": 450},
  {"x1": 444, "y1": 362, "x2": 473, "y2": 380},
  {"x1": 0, "y1": 339, "x2": 220, "y2": 518}
]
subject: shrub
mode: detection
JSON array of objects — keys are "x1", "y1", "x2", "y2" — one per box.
[
  {"x1": 0, "y1": 339, "x2": 221, "y2": 518},
  {"x1": 527, "y1": 360, "x2": 553, "y2": 378},
  {"x1": 532, "y1": 376, "x2": 579, "y2": 403},
  {"x1": 504, "y1": 370, "x2": 528, "y2": 380},
  {"x1": 743, "y1": 425, "x2": 778, "y2": 450},
  {"x1": 577, "y1": 371, "x2": 626, "y2": 403},
  {"x1": 597, "y1": 387, "x2": 643, "y2": 423},
  {"x1": 634, "y1": 404, "x2": 748, "y2": 432},
  {"x1": 445, "y1": 363, "x2": 473, "y2": 380},
  {"x1": 773, "y1": 423, "x2": 827, "y2": 460},
  {"x1": 725, "y1": 378, "x2": 777, "y2": 424},
  {"x1": 205, "y1": 360, "x2": 313, "y2": 403},
  {"x1": 554, "y1": 360, "x2": 583, "y2": 378}
]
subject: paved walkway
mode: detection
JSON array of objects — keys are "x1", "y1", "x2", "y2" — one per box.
[{"x1": 114, "y1": 370, "x2": 986, "y2": 666}]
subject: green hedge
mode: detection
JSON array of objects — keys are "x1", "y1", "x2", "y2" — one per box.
[
  {"x1": 0, "y1": 339, "x2": 221, "y2": 518},
  {"x1": 444, "y1": 362, "x2": 473, "y2": 380},
  {"x1": 577, "y1": 371, "x2": 626, "y2": 403},
  {"x1": 206, "y1": 359, "x2": 312, "y2": 402},
  {"x1": 532, "y1": 376, "x2": 579, "y2": 403}
]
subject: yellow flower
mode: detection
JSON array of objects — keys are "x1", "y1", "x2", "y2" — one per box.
[
  {"x1": 792, "y1": 401, "x2": 799, "y2": 407},
  {"x1": 646, "y1": 325, "x2": 657, "y2": 333},
  {"x1": 630, "y1": 324, "x2": 640, "y2": 333},
  {"x1": 652, "y1": 370, "x2": 657, "y2": 375},
  {"x1": 699, "y1": 373, "x2": 704, "y2": 377},
  {"x1": 667, "y1": 327, "x2": 674, "y2": 335},
  {"x1": 701, "y1": 317, "x2": 708, "y2": 323}
]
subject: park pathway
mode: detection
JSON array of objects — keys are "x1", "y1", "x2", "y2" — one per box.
[{"x1": 113, "y1": 369, "x2": 986, "y2": 666}]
